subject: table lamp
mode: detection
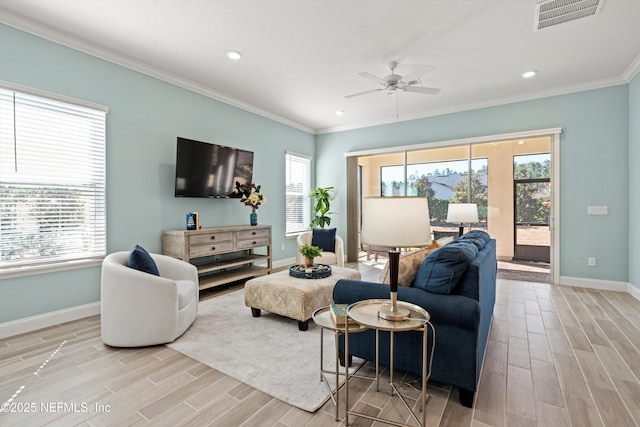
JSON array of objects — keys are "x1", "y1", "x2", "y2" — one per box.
[
  {"x1": 446, "y1": 203, "x2": 478, "y2": 237},
  {"x1": 360, "y1": 197, "x2": 431, "y2": 250},
  {"x1": 377, "y1": 250, "x2": 410, "y2": 321},
  {"x1": 360, "y1": 197, "x2": 431, "y2": 322}
]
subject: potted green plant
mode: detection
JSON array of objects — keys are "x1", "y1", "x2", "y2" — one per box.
[
  {"x1": 299, "y1": 244, "x2": 322, "y2": 266},
  {"x1": 310, "y1": 186, "x2": 334, "y2": 228}
]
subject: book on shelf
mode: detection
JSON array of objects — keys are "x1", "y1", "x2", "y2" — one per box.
[
  {"x1": 186, "y1": 212, "x2": 201, "y2": 230},
  {"x1": 330, "y1": 303, "x2": 352, "y2": 325},
  {"x1": 194, "y1": 212, "x2": 201, "y2": 230}
]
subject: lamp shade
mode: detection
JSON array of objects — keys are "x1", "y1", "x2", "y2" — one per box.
[
  {"x1": 446, "y1": 203, "x2": 479, "y2": 223},
  {"x1": 361, "y1": 197, "x2": 431, "y2": 248}
]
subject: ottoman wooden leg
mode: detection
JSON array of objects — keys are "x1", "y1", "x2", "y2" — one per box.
[
  {"x1": 298, "y1": 320, "x2": 309, "y2": 331},
  {"x1": 251, "y1": 308, "x2": 261, "y2": 317}
]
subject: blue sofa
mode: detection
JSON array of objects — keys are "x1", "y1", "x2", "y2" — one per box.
[{"x1": 333, "y1": 231, "x2": 497, "y2": 407}]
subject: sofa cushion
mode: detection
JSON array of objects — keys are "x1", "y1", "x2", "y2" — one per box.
[
  {"x1": 127, "y1": 245, "x2": 160, "y2": 276},
  {"x1": 311, "y1": 227, "x2": 336, "y2": 252},
  {"x1": 379, "y1": 240, "x2": 441, "y2": 286},
  {"x1": 458, "y1": 230, "x2": 491, "y2": 250},
  {"x1": 412, "y1": 241, "x2": 478, "y2": 294},
  {"x1": 379, "y1": 247, "x2": 430, "y2": 287}
]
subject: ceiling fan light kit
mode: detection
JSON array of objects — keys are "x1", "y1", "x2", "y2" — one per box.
[{"x1": 345, "y1": 61, "x2": 441, "y2": 99}]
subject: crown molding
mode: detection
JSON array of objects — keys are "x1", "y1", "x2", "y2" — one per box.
[
  {"x1": 0, "y1": 11, "x2": 315, "y2": 135},
  {"x1": 623, "y1": 52, "x2": 640, "y2": 82},
  {"x1": 2, "y1": 9, "x2": 636, "y2": 137}
]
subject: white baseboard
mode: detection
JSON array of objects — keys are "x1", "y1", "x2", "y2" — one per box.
[
  {"x1": 0, "y1": 302, "x2": 100, "y2": 340},
  {"x1": 273, "y1": 257, "x2": 296, "y2": 269},
  {"x1": 558, "y1": 276, "x2": 629, "y2": 292},
  {"x1": 628, "y1": 283, "x2": 640, "y2": 301}
]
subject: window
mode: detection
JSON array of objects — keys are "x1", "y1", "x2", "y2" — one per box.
[
  {"x1": 285, "y1": 152, "x2": 311, "y2": 235},
  {"x1": 381, "y1": 158, "x2": 488, "y2": 223},
  {"x1": 0, "y1": 85, "x2": 107, "y2": 273}
]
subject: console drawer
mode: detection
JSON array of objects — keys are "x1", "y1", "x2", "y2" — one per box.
[
  {"x1": 237, "y1": 228, "x2": 270, "y2": 240},
  {"x1": 189, "y1": 232, "x2": 233, "y2": 246},
  {"x1": 189, "y1": 241, "x2": 235, "y2": 258},
  {"x1": 236, "y1": 238, "x2": 270, "y2": 250}
]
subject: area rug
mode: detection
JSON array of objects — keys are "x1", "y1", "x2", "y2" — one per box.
[{"x1": 167, "y1": 290, "x2": 364, "y2": 412}]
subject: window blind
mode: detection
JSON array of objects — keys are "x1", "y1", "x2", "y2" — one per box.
[
  {"x1": 0, "y1": 87, "x2": 107, "y2": 270},
  {"x1": 285, "y1": 152, "x2": 311, "y2": 235}
]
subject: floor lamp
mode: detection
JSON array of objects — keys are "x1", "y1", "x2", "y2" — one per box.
[
  {"x1": 446, "y1": 203, "x2": 479, "y2": 237},
  {"x1": 361, "y1": 197, "x2": 431, "y2": 321}
]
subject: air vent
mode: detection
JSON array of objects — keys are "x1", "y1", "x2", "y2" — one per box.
[
  {"x1": 535, "y1": 0, "x2": 604, "y2": 30},
  {"x1": 406, "y1": 78, "x2": 422, "y2": 86}
]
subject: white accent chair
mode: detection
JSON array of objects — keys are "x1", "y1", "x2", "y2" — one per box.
[
  {"x1": 101, "y1": 251, "x2": 198, "y2": 347},
  {"x1": 296, "y1": 231, "x2": 344, "y2": 267}
]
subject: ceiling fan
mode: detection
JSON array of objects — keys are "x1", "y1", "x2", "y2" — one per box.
[{"x1": 345, "y1": 61, "x2": 441, "y2": 99}]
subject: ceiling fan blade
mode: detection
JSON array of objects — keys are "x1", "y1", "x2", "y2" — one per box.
[
  {"x1": 358, "y1": 72, "x2": 386, "y2": 85},
  {"x1": 345, "y1": 88, "x2": 386, "y2": 99},
  {"x1": 401, "y1": 65, "x2": 435, "y2": 83},
  {"x1": 403, "y1": 86, "x2": 441, "y2": 95}
]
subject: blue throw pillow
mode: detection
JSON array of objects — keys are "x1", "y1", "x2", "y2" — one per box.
[
  {"x1": 127, "y1": 245, "x2": 160, "y2": 276},
  {"x1": 458, "y1": 230, "x2": 491, "y2": 250},
  {"x1": 412, "y1": 241, "x2": 478, "y2": 294},
  {"x1": 311, "y1": 228, "x2": 336, "y2": 252}
]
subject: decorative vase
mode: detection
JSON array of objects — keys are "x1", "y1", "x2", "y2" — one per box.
[{"x1": 250, "y1": 209, "x2": 258, "y2": 226}]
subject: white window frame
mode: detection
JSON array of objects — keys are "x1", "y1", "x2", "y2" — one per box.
[
  {"x1": 0, "y1": 82, "x2": 108, "y2": 278},
  {"x1": 285, "y1": 151, "x2": 311, "y2": 236}
]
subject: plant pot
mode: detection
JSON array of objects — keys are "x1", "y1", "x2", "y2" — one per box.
[{"x1": 304, "y1": 257, "x2": 314, "y2": 267}]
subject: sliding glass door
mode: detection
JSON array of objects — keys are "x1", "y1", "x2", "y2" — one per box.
[
  {"x1": 513, "y1": 154, "x2": 551, "y2": 263},
  {"x1": 354, "y1": 136, "x2": 553, "y2": 281}
]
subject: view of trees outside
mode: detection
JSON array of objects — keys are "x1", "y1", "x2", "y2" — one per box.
[
  {"x1": 380, "y1": 159, "x2": 488, "y2": 226},
  {"x1": 0, "y1": 185, "x2": 93, "y2": 264},
  {"x1": 285, "y1": 154, "x2": 311, "y2": 234},
  {"x1": 514, "y1": 154, "x2": 551, "y2": 248},
  {"x1": 513, "y1": 154, "x2": 551, "y2": 224}
]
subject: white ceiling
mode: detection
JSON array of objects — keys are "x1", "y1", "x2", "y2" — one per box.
[{"x1": 1, "y1": 0, "x2": 640, "y2": 134}]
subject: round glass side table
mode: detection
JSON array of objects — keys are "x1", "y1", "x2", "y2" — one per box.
[
  {"x1": 312, "y1": 306, "x2": 368, "y2": 421},
  {"x1": 344, "y1": 299, "x2": 435, "y2": 427}
]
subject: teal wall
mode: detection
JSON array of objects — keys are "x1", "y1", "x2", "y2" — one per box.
[
  {"x1": 0, "y1": 22, "x2": 635, "y2": 324},
  {"x1": 316, "y1": 86, "x2": 630, "y2": 283},
  {"x1": 0, "y1": 24, "x2": 314, "y2": 323},
  {"x1": 630, "y1": 73, "x2": 640, "y2": 290}
]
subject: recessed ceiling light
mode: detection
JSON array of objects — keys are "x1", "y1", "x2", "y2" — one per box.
[
  {"x1": 336, "y1": 110, "x2": 345, "y2": 115},
  {"x1": 226, "y1": 50, "x2": 242, "y2": 60},
  {"x1": 522, "y1": 70, "x2": 537, "y2": 78}
]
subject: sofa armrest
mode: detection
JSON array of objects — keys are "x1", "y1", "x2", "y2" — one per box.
[{"x1": 333, "y1": 279, "x2": 480, "y2": 331}]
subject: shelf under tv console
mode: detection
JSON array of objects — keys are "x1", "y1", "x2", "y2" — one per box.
[{"x1": 162, "y1": 224, "x2": 272, "y2": 291}]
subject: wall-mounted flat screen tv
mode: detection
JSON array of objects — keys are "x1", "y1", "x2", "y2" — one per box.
[{"x1": 174, "y1": 137, "x2": 254, "y2": 198}]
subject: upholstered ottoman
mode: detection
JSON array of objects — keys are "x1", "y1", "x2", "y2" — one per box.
[{"x1": 244, "y1": 266, "x2": 361, "y2": 330}]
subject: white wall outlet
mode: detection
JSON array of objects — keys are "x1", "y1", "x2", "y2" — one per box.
[
  {"x1": 281, "y1": 243, "x2": 285, "y2": 251},
  {"x1": 587, "y1": 206, "x2": 608, "y2": 215},
  {"x1": 588, "y1": 257, "x2": 596, "y2": 266}
]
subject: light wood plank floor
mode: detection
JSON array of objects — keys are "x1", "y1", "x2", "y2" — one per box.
[{"x1": 1, "y1": 264, "x2": 639, "y2": 426}]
